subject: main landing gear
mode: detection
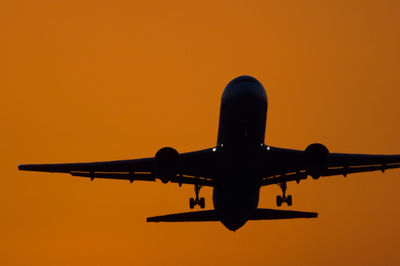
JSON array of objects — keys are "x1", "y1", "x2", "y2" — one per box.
[
  {"x1": 189, "y1": 184, "x2": 205, "y2": 209},
  {"x1": 276, "y1": 181, "x2": 293, "y2": 207}
]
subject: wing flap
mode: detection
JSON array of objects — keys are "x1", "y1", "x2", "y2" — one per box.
[
  {"x1": 70, "y1": 172, "x2": 155, "y2": 182},
  {"x1": 69, "y1": 171, "x2": 214, "y2": 186},
  {"x1": 262, "y1": 161, "x2": 400, "y2": 186},
  {"x1": 323, "y1": 163, "x2": 400, "y2": 177}
]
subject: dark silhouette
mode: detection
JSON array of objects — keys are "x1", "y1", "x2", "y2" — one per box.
[{"x1": 18, "y1": 75, "x2": 400, "y2": 231}]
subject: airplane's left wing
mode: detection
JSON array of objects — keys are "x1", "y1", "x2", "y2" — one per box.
[
  {"x1": 18, "y1": 148, "x2": 217, "y2": 187},
  {"x1": 262, "y1": 145, "x2": 400, "y2": 186}
]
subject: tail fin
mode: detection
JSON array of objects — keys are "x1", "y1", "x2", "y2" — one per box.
[{"x1": 147, "y1": 208, "x2": 317, "y2": 222}]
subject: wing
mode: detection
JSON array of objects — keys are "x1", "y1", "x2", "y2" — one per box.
[
  {"x1": 18, "y1": 148, "x2": 217, "y2": 187},
  {"x1": 262, "y1": 145, "x2": 400, "y2": 186}
]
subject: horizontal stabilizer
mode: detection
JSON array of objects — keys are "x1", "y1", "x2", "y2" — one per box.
[
  {"x1": 147, "y1": 210, "x2": 218, "y2": 222},
  {"x1": 147, "y1": 208, "x2": 317, "y2": 222},
  {"x1": 249, "y1": 208, "x2": 318, "y2": 220}
]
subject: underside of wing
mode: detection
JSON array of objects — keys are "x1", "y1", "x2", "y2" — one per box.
[
  {"x1": 18, "y1": 147, "x2": 217, "y2": 187},
  {"x1": 262, "y1": 145, "x2": 400, "y2": 186},
  {"x1": 18, "y1": 158, "x2": 153, "y2": 173}
]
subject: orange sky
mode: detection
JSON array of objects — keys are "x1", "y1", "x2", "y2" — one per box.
[{"x1": 2, "y1": 0, "x2": 400, "y2": 265}]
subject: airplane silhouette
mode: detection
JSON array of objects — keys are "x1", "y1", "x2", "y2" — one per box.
[{"x1": 18, "y1": 75, "x2": 400, "y2": 231}]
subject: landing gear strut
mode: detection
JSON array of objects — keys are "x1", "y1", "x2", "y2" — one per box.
[
  {"x1": 276, "y1": 181, "x2": 292, "y2": 206},
  {"x1": 189, "y1": 184, "x2": 205, "y2": 209}
]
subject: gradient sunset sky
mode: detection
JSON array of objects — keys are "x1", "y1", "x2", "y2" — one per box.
[{"x1": 2, "y1": 1, "x2": 400, "y2": 265}]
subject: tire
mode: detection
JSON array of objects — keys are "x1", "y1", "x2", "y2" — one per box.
[
  {"x1": 189, "y1": 198, "x2": 195, "y2": 209},
  {"x1": 276, "y1": 195, "x2": 282, "y2": 207},
  {"x1": 199, "y1": 197, "x2": 205, "y2": 209},
  {"x1": 287, "y1": 195, "x2": 292, "y2": 206}
]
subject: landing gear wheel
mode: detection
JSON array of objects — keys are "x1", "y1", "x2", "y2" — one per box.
[
  {"x1": 199, "y1": 197, "x2": 205, "y2": 209},
  {"x1": 276, "y1": 195, "x2": 282, "y2": 207},
  {"x1": 276, "y1": 181, "x2": 293, "y2": 206},
  {"x1": 287, "y1": 195, "x2": 292, "y2": 206},
  {"x1": 189, "y1": 197, "x2": 195, "y2": 209},
  {"x1": 189, "y1": 184, "x2": 205, "y2": 209}
]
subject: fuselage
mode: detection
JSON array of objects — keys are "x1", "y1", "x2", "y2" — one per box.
[{"x1": 213, "y1": 75, "x2": 268, "y2": 231}]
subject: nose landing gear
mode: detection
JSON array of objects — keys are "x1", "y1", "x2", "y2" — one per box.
[
  {"x1": 189, "y1": 184, "x2": 205, "y2": 209},
  {"x1": 276, "y1": 181, "x2": 293, "y2": 206}
]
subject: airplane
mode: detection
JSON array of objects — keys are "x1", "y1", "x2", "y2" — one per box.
[{"x1": 18, "y1": 75, "x2": 400, "y2": 231}]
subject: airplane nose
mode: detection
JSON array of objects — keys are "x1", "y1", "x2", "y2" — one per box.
[
  {"x1": 228, "y1": 75, "x2": 261, "y2": 86},
  {"x1": 221, "y1": 75, "x2": 267, "y2": 105}
]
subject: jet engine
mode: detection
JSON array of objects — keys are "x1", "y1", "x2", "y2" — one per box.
[
  {"x1": 305, "y1": 143, "x2": 329, "y2": 179},
  {"x1": 154, "y1": 147, "x2": 179, "y2": 183}
]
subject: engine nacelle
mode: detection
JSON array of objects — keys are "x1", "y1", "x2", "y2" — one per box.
[
  {"x1": 305, "y1": 143, "x2": 329, "y2": 179},
  {"x1": 154, "y1": 147, "x2": 179, "y2": 183}
]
